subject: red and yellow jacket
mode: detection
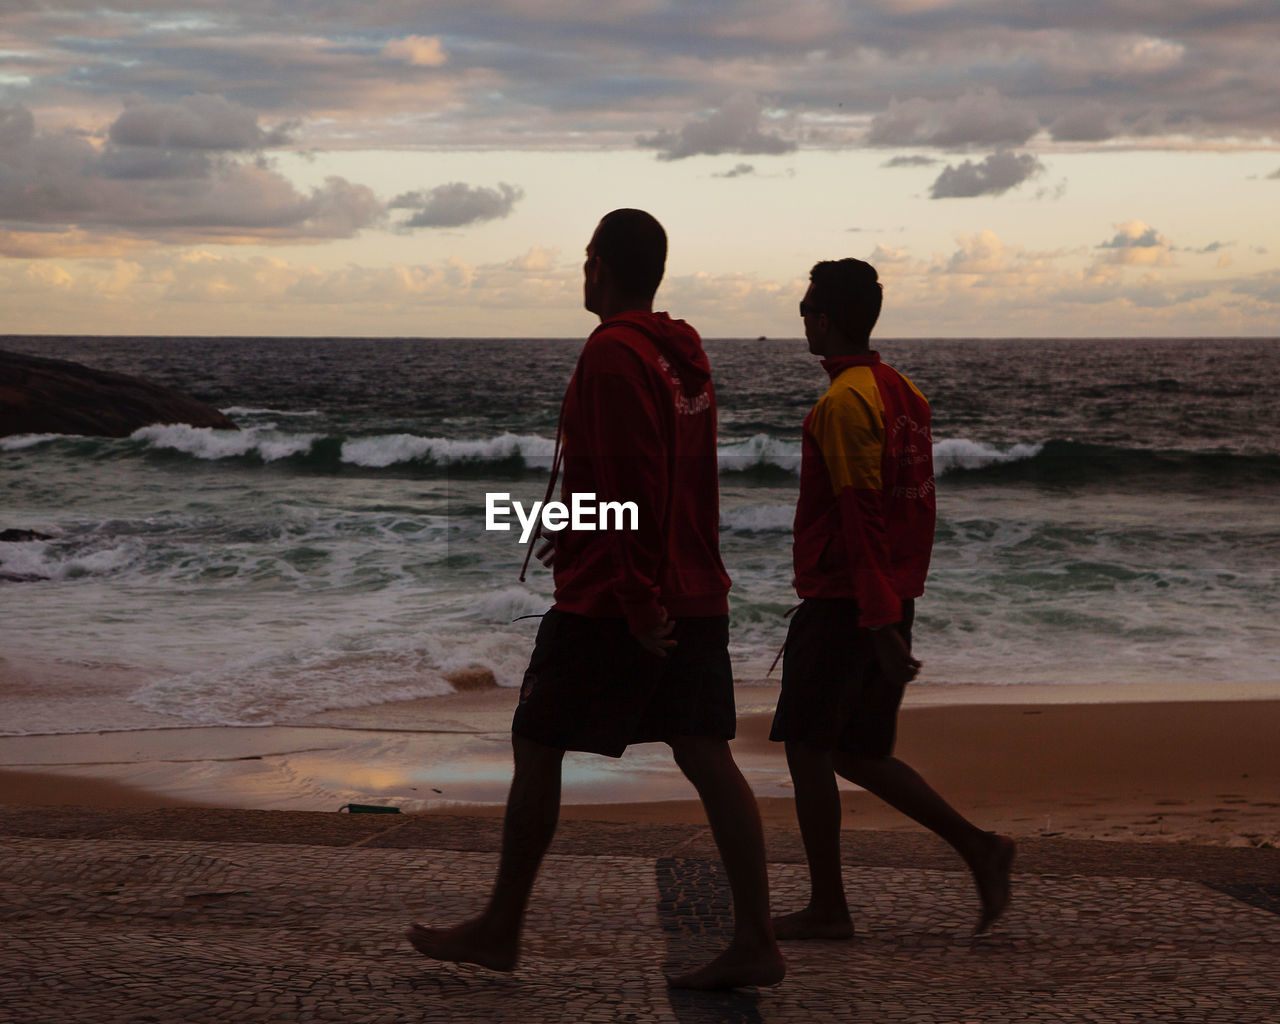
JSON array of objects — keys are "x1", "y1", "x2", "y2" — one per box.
[{"x1": 792, "y1": 353, "x2": 935, "y2": 628}]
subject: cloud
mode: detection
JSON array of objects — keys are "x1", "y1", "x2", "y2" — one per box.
[
  {"x1": 929, "y1": 150, "x2": 1045, "y2": 198},
  {"x1": 382, "y1": 35, "x2": 448, "y2": 67},
  {"x1": 0, "y1": 227, "x2": 157, "y2": 260},
  {"x1": 0, "y1": 241, "x2": 580, "y2": 314},
  {"x1": 1233, "y1": 271, "x2": 1280, "y2": 306},
  {"x1": 915, "y1": 230, "x2": 1058, "y2": 282},
  {"x1": 0, "y1": 106, "x2": 35, "y2": 148},
  {"x1": 662, "y1": 269, "x2": 800, "y2": 324},
  {"x1": 97, "y1": 147, "x2": 220, "y2": 181},
  {"x1": 389, "y1": 182, "x2": 524, "y2": 228},
  {"x1": 940, "y1": 231, "x2": 1024, "y2": 275},
  {"x1": 0, "y1": 103, "x2": 380, "y2": 244},
  {"x1": 832, "y1": 230, "x2": 1266, "y2": 336},
  {"x1": 1095, "y1": 220, "x2": 1174, "y2": 266},
  {"x1": 1115, "y1": 36, "x2": 1186, "y2": 74},
  {"x1": 867, "y1": 90, "x2": 1039, "y2": 149},
  {"x1": 1034, "y1": 179, "x2": 1068, "y2": 201},
  {"x1": 1049, "y1": 103, "x2": 1119, "y2": 143},
  {"x1": 638, "y1": 95, "x2": 795, "y2": 161},
  {"x1": 108, "y1": 94, "x2": 294, "y2": 150},
  {"x1": 700, "y1": 0, "x2": 848, "y2": 46},
  {"x1": 1098, "y1": 225, "x2": 1164, "y2": 249},
  {"x1": 0, "y1": 106, "x2": 533, "y2": 251},
  {"x1": 6, "y1": 2, "x2": 1280, "y2": 153},
  {"x1": 882, "y1": 155, "x2": 939, "y2": 168},
  {"x1": 4, "y1": 239, "x2": 1273, "y2": 338},
  {"x1": 868, "y1": 243, "x2": 911, "y2": 267},
  {"x1": 153, "y1": 251, "x2": 477, "y2": 305},
  {"x1": 500, "y1": 245, "x2": 559, "y2": 272},
  {"x1": 713, "y1": 163, "x2": 756, "y2": 178}
]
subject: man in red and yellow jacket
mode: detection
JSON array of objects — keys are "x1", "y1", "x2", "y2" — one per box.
[{"x1": 770, "y1": 258, "x2": 1015, "y2": 939}]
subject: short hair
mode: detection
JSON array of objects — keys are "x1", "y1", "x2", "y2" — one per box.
[
  {"x1": 593, "y1": 208, "x2": 667, "y2": 299},
  {"x1": 808, "y1": 259, "x2": 883, "y2": 341}
]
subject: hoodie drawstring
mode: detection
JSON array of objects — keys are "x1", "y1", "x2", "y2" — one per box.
[
  {"x1": 518, "y1": 396, "x2": 567, "y2": 583},
  {"x1": 766, "y1": 602, "x2": 803, "y2": 676}
]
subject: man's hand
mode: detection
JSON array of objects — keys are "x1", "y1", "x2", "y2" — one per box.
[
  {"x1": 535, "y1": 535, "x2": 555, "y2": 569},
  {"x1": 869, "y1": 627, "x2": 921, "y2": 686},
  {"x1": 633, "y1": 610, "x2": 677, "y2": 658}
]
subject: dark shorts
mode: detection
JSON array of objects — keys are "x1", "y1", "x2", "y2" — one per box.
[
  {"x1": 769, "y1": 598, "x2": 915, "y2": 757},
  {"x1": 511, "y1": 609, "x2": 736, "y2": 758}
]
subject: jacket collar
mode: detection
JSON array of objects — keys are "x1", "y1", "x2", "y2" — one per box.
[{"x1": 820, "y1": 351, "x2": 880, "y2": 381}]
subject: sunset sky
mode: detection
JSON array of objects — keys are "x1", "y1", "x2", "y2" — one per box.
[{"x1": 2, "y1": 1, "x2": 1278, "y2": 338}]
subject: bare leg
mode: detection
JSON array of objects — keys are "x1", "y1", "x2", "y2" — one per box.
[
  {"x1": 771, "y1": 741, "x2": 856, "y2": 940},
  {"x1": 664, "y1": 736, "x2": 786, "y2": 990},
  {"x1": 406, "y1": 734, "x2": 565, "y2": 969},
  {"x1": 835, "y1": 753, "x2": 1014, "y2": 934}
]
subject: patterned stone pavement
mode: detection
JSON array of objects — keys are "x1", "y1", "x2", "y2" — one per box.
[{"x1": 2, "y1": 809, "x2": 1279, "y2": 1023}]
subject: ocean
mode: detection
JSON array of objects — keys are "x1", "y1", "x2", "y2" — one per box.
[{"x1": 2, "y1": 335, "x2": 1278, "y2": 737}]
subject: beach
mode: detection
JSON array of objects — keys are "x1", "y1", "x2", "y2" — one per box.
[
  {"x1": 4, "y1": 673, "x2": 1278, "y2": 850},
  {"x1": 6, "y1": 677, "x2": 1280, "y2": 1021}
]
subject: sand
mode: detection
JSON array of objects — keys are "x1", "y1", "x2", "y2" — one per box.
[{"x1": 2, "y1": 678, "x2": 1277, "y2": 848}]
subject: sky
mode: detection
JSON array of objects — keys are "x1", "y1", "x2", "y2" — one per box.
[{"x1": 2, "y1": 0, "x2": 1278, "y2": 338}]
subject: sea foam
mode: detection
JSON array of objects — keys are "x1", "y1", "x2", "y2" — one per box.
[
  {"x1": 132, "y1": 423, "x2": 319, "y2": 462},
  {"x1": 933, "y1": 438, "x2": 1043, "y2": 475},
  {"x1": 0, "y1": 536, "x2": 140, "y2": 581},
  {"x1": 721, "y1": 505, "x2": 794, "y2": 533},
  {"x1": 341, "y1": 432, "x2": 556, "y2": 469},
  {"x1": 717, "y1": 433, "x2": 803, "y2": 473},
  {"x1": 1, "y1": 433, "x2": 63, "y2": 451}
]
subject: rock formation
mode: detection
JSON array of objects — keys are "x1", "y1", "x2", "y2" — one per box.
[{"x1": 0, "y1": 349, "x2": 238, "y2": 438}]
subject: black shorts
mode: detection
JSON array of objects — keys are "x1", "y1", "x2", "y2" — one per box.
[
  {"x1": 769, "y1": 598, "x2": 915, "y2": 756},
  {"x1": 511, "y1": 609, "x2": 736, "y2": 758}
]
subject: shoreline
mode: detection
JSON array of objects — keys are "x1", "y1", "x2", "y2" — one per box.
[{"x1": 2, "y1": 681, "x2": 1278, "y2": 849}]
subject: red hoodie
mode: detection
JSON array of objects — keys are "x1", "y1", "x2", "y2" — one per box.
[
  {"x1": 792, "y1": 352, "x2": 935, "y2": 628},
  {"x1": 550, "y1": 310, "x2": 731, "y2": 633}
]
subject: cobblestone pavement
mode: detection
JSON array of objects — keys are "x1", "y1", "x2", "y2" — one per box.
[{"x1": 2, "y1": 809, "x2": 1279, "y2": 1023}]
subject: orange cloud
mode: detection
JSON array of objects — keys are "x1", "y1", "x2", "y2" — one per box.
[{"x1": 383, "y1": 35, "x2": 448, "y2": 67}]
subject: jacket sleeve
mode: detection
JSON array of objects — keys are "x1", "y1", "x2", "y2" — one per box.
[
  {"x1": 577, "y1": 344, "x2": 667, "y2": 635},
  {"x1": 809, "y1": 391, "x2": 902, "y2": 629}
]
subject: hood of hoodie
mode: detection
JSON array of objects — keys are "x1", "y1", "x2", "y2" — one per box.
[{"x1": 591, "y1": 310, "x2": 710, "y2": 397}]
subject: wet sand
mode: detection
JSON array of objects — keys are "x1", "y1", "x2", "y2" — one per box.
[{"x1": 2, "y1": 680, "x2": 1277, "y2": 847}]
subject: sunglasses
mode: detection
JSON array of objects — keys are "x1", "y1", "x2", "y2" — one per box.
[{"x1": 799, "y1": 301, "x2": 821, "y2": 318}]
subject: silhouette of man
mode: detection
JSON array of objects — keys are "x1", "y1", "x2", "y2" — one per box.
[
  {"x1": 770, "y1": 258, "x2": 1014, "y2": 939},
  {"x1": 407, "y1": 209, "x2": 784, "y2": 990}
]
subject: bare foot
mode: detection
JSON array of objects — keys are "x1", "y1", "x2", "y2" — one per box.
[
  {"x1": 970, "y1": 833, "x2": 1015, "y2": 935},
  {"x1": 404, "y1": 919, "x2": 518, "y2": 972},
  {"x1": 771, "y1": 907, "x2": 855, "y2": 941},
  {"x1": 665, "y1": 942, "x2": 786, "y2": 991}
]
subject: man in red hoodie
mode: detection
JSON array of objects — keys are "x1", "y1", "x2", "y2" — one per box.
[
  {"x1": 769, "y1": 258, "x2": 1015, "y2": 940},
  {"x1": 407, "y1": 209, "x2": 784, "y2": 990}
]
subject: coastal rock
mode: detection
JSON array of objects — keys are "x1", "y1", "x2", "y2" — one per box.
[
  {"x1": 443, "y1": 665, "x2": 498, "y2": 691},
  {"x1": 0, "y1": 529, "x2": 53, "y2": 542},
  {"x1": 0, "y1": 349, "x2": 238, "y2": 438}
]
